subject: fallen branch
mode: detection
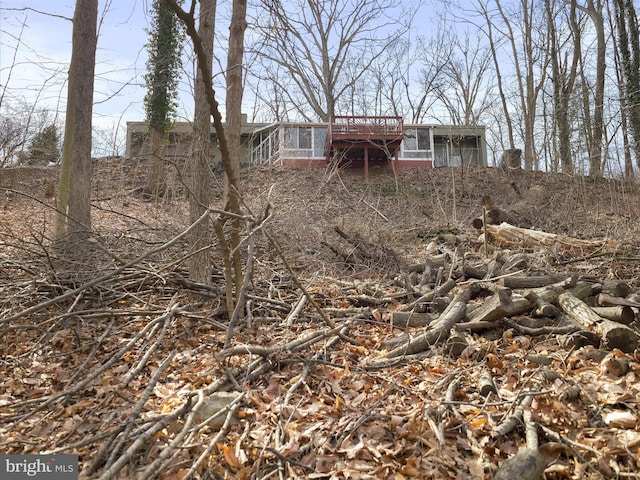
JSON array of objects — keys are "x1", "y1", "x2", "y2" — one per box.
[{"x1": 379, "y1": 289, "x2": 470, "y2": 360}]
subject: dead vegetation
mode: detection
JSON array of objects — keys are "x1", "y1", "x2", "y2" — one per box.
[{"x1": 1, "y1": 158, "x2": 640, "y2": 479}]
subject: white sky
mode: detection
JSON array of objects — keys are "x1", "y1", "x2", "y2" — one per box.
[
  {"x1": 0, "y1": 0, "x2": 434, "y2": 155},
  {"x1": 0, "y1": 1, "x2": 169, "y2": 154}
]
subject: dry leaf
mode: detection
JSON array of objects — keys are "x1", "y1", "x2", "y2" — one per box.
[
  {"x1": 223, "y1": 444, "x2": 240, "y2": 469},
  {"x1": 604, "y1": 410, "x2": 637, "y2": 428},
  {"x1": 469, "y1": 416, "x2": 487, "y2": 429}
]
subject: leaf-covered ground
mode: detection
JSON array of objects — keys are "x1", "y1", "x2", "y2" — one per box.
[{"x1": 1, "y1": 160, "x2": 640, "y2": 479}]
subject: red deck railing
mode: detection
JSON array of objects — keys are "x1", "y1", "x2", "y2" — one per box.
[{"x1": 327, "y1": 115, "x2": 404, "y2": 142}]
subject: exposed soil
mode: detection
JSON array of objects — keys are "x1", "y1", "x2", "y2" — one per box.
[{"x1": 1, "y1": 159, "x2": 640, "y2": 479}]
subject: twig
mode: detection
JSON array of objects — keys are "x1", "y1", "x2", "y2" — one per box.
[
  {"x1": 285, "y1": 294, "x2": 308, "y2": 326},
  {"x1": 2, "y1": 309, "x2": 174, "y2": 423},
  {"x1": 65, "y1": 318, "x2": 116, "y2": 387},
  {"x1": 123, "y1": 294, "x2": 179, "y2": 386},
  {"x1": 1, "y1": 208, "x2": 213, "y2": 325},
  {"x1": 491, "y1": 394, "x2": 534, "y2": 438},
  {"x1": 180, "y1": 394, "x2": 246, "y2": 480},
  {"x1": 98, "y1": 391, "x2": 192, "y2": 480},
  {"x1": 104, "y1": 352, "x2": 176, "y2": 471},
  {"x1": 140, "y1": 390, "x2": 206, "y2": 480},
  {"x1": 219, "y1": 317, "x2": 357, "y2": 359},
  {"x1": 225, "y1": 236, "x2": 254, "y2": 348}
]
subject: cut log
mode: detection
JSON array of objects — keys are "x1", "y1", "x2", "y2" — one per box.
[
  {"x1": 390, "y1": 311, "x2": 434, "y2": 329},
  {"x1": 597, "y1": 292, "x2": 640, "y2": 308},
  {"x1": 590, "y1": 306, "x2": 635, "y2": 325},
  {"x1": 501, "y1": 252, "x2": 529, "y2": 272},
  {"x1": 487, "y1": 207, "x2": 505, "y2": 224},
  {"x1": 478, "y1": 370, "x2": 497, "y2": 396},
  {"x1": 524, "y1": 279, "x2": 574, "y2": 304},
  {"x1": 483, "y1": 223, "x2": 612, "y2": 254},
  {"x1": 600, "y1": 280, "x2": 632, "y2": 298},
  {"x1": 466, "y1": 289, "x2": 514, "y2": 323},
  {"x1": 407, "y1": 254, "x2": 448, "y2": 272},
  {"x1": 502, "y1": 275, "x2": 567, "y2": 289},
  {"x1": 568, "y1": 280, "x2": 600, "y2": 300},
  {"x1": 400, "y1": 278, "x2": 456, "y2": 312},
  {"x1": 552, "y1": 314, "x2": 602, "y2": 348},
  {"x1": 471, "y1": 217, "x2": 484, "y2": 230},
  {"x1": 463, "y1": 263, "x2": 489, "y2": 279},
  {"x1": 383, "y1": 290, "x2": 469, "y2": 358},
  {"x1": 558, "y1": 292, "x2": 639, "y2": 353},
  {"x1": 524, "y1": 291, "x2": 560, "y2": 318},
  {"x1": 467, "y1": 290, "x2": 532, "y2": 324}
]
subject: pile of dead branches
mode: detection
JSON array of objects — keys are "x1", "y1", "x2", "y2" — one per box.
[{"x1": 1, "y1": 202, "x2": 640, "y2": 480}]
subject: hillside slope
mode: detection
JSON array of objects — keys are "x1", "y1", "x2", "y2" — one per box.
[{"x1": 1, "y1": 160, "x2": 640, "y2": 479}]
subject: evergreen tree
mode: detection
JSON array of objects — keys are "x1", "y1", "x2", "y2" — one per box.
[{"x1": 22, "y1": 124, "x2": 60, "y2": 165}]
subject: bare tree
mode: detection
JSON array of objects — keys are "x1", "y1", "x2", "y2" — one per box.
[
  {"x1": 575, "y1": 0, "x2": 606, "y2": 177},
  {"x1": 545, "y1": 0, "x2": 582, "y2": 174},
  {"x1": 225, "y1": 0, "x2": 248, "y2": 303},
  {"x1": 367, "y1": 31, "x2": 450, "y2": 123},
  {"x1": 433, "y1": 29, "x2": 494, "y2": 126},
  {"x1": 54, "y1": 0, "x2": 97, "y2": 241},
  {"x1": 459, "y1": 0, "x2": 549, "y2": 170},
  {"x1": 606, "y1": 0, "x2": 634, "y2": 179},
  {"x1": 187, "y1": 0, "x2": 216, "y2": 287},
  {"x1": 167, "y1": 0, "x2": 247, "y2": 315},
  {"x1": 251, "y1": 0, "x2": 411, "y2": 121},
  {"x1": 472, "y1": 0, "x2": 517, "y2": 153},
  {"x1": 612, "y1": 0, "x2": 640, "y2": 172},
  {"x1": 495, "y1": 0, "x2": 549, "y2": 170},
  {"x1": 144, "y1": 0, "x2": 184, "y2": 199},
  {"x1": 0, "y1": 112, "x2": 29, "y2": 166}
]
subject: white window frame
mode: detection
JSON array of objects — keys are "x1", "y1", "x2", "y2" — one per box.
[{"x1": 401, "y1": 127, "x2": 433, "y2": 160}]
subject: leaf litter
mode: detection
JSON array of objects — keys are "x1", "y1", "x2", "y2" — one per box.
[{"x1": 1, "y1": 160, "x2": 640, "y2": 479}]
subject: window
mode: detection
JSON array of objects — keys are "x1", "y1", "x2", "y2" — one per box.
[
  {"x1": 130, "y1": 132, "x2": 146, "y2": 156},
  {"x1": 404, "y1": 128, "x2": 431, "y2": 151},
  {"x1": 313, "y1": 127, "x2": 327, "y2": 157},
  {"x1": 402, "y1": 127, "x2": 432, "y2": 159},
  {"x1": 299, "y1": 127, "x2": 311, "y2": 149},
  {"x1": 284, "y1": 127, "x2": 312, "y2": 149}
]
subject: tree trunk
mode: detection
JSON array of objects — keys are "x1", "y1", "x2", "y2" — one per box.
[
  {"x1": 546, "y1": 0, "x2": 580, "y2": 175},
  {"x1": 146, "y1": 127, "x2": 166, "y2": 199},
  {"x1": 166, "y1": 0, "x2": 246, "y2": 315},
  {"x1": 188, "y1": 0, "x2": 216, "y2": 287},
  {"x1": 612, "y1": 0, "x2": 640, "y2": 173},
  {"x1": 383, "y1": 290, "x2": 470, "y2": 358},
  {"x1": 225, "y1": 0, "x2": 248, "y2": 301},
  {"x1": 577, "y1": 0, "x2": 606, "y2": 177},
  {"x1": 54, "y1": 0, "x2": 97, "y2": 241}
]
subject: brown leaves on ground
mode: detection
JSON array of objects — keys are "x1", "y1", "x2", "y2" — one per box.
[{"x1": 1, "y1": 160, "x2": 640, "y2": 479}]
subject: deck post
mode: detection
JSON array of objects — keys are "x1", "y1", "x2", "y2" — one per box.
[{"x1": 364, "y1": 146, "x2": 369, "y2": 180}]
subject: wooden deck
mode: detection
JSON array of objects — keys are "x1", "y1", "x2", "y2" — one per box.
[
  {"x1": 325, "y1": 116, "x2": 404, "y2": 178},
  {"x1": 328, "y1": 115, "x2": 403, "y2": 143}
]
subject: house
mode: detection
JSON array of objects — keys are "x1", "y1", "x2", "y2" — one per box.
[{"x1": 125, "y1": 116, "x2": 487, "y2": 178}]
